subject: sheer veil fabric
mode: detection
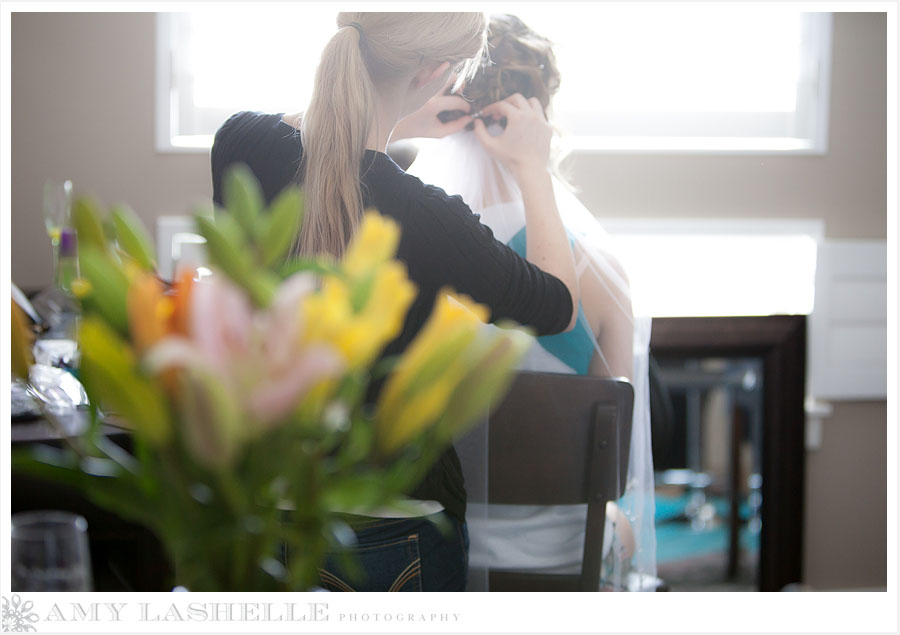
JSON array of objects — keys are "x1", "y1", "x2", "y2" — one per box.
[{"x1": 407, "y1": 127, "x2": 657, "y2": 590}]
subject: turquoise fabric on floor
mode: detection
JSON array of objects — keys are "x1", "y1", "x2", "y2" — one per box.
[{"x1": 654, "y1": 493, "x2": 759, "y2": 564}]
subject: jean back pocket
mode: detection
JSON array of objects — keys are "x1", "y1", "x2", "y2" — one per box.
[{"x1": 318, "y1": 531, "x2": 422, "y2": 592}]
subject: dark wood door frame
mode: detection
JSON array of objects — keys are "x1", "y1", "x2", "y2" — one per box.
[{"x1": 650, "y1": 315, "x2": 806, "y2": 592}]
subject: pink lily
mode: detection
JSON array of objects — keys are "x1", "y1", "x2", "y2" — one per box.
[{"x1": 145, "y1": 271, "x2": 345, "y2": 463}]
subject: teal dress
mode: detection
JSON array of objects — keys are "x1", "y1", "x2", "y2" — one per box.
[{"x1": 508, "y1": 228, "x2": 595, "y2": 375}]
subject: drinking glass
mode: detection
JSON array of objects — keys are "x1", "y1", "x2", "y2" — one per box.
[
  {"x1": 11, "y1": 511, "x2": 93, "y2": 591},
  {"x1": 43, "y1": 179, "x2": 73, "y2": 273}
]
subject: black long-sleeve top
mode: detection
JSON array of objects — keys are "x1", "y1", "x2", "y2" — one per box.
[{"x1": 211, "y1": 111, "x2": 573, "y2": 521}]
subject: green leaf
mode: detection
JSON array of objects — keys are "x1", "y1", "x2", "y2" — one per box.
[
  {"x1": 195, "y1": 216, "x2": 247, "y2": 274},
  {"x1": 72, "y1": 197, "x2": 109, "y2": 254},
  {"x1": 279, "y1": 258, "x2": 340, "y2": 279},
  {"x1": 12, "y1": 445, "x2": 82, "y2": 481},
  {"x1": 194, "y1": 215, "x2": 277, "y2": 307},
  {"x1": 111, "y1": 205, "x2": 156, "y2": 270},
  {"x1": 436, "y1": 329, "x2": 532, "y2": 442},
  {"x1": 86, "y1": 481, "x2": 158, "y2": 529},
  {"x1": 259, "y1": 187, "x2": 304, "y2": 267},
  {"x1": 249, "y1": 272, "x2": 280, "y2": 308},
  {"x1": 210, "y1": 211, "x2": 246, "y2": 250},
  {"x1": 349, "y1": 270, "x2": 376, "y2": 314},
  {"x1": 79, "y1": 317, "x2": 172, "y2": 444},
  {"x1": 333, "y1": 371, "x2": 369, "y2": 406},
  {"x1": 381, "y1": 438, "x2": 439, "y2": 491},
  {"x1": 102, "y1": 216, "x2": 118, "y2": 245},
  {"x1": 335, "y1": 416, "x2": 374, "y2": 468},
  {"x1": 397, "y1": 327, "x2": 477, "y2": 398},
  {"x1": 223, "y1": 164, "x2": 264, "y2": 236},
  {"x1": 78, "y1": 245, "x2": 131, "y2": 335},
  {"x1": 321, "y1": 475, "x2": 387, "y2": 511},
  {"x1": 176, "y1": 367, "x2": 244, "y2": 469},
  {"x1": 369, "y1": 354, "x2": 401, "y2": 381},
  {"x1": 11, "y1": 447, "x2": 157, "y2": 528}
]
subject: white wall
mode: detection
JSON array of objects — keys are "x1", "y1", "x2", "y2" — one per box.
[{"x1": 9, "y1": 11, "x2": 888, "y2": 589}]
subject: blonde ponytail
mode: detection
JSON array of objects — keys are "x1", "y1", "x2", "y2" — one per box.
[
  {"x1": 298, "y1": 24, "x2": 374, "y2": 259},
  {"x1": 295, "y1": 12, "x2": 487, "y2": 260}
]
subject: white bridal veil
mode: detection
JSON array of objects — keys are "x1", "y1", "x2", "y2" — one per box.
[{"x1": 408, "y1": 127, "x2": 657, "y2": 590}]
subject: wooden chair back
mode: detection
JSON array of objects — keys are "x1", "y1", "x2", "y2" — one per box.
[{"x1": 461, "y1": 371, "x2": 634, "y2": 592}]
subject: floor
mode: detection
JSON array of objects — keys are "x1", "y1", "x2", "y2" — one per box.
[
  {"x1": 654, "y1": 491, "x2": 760, "y2": 591},
  {"x1": 658, "y1": 549, "x2": 757, "y2": 591}
]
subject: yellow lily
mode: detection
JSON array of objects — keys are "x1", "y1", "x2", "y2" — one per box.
[
  {"x1": 375, "y1": 290, "x2": 489, "y2": 454},
  {"x1": 348, "y1": 261, "x2": 416, "y2": 367},
  {"x1": 298, "y1": 260, "x2": 415, "y2": 422},
  {"x1": 432, "y1": 324, "x2": 533, "y2": 444},
  {"x1": 303, "y1": 260, "x2": 415, "y2": 371},
  {"x1": 342, "y1": 211, "x2": 401, "y2": 281}
]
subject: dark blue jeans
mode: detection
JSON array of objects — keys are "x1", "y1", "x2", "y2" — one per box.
[{"x1": 316, "y1": 512, "x2": 469, "y2": 592}]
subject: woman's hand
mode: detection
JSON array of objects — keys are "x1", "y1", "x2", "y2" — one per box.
[
  {"x1": 472, "y1": 93, "x2": 552, "y2": 178},
  {"x1": 473, "y1": 94, "x2": 579, "y2": 331},
  {"x1": 392, "y1": 93, "x2": 474, "y2": 141}
]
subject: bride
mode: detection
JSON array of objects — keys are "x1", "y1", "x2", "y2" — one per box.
[{"x1": 406, "y1": 13, "x2": 657, "y2": 590}]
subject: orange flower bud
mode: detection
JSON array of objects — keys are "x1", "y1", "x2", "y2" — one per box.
[
  {"x1": 127, "y1": 273, "x2": 173, "y2": 355},
  {"x1": 169, "y1": 267, "x2": 196, "y2": 336}
]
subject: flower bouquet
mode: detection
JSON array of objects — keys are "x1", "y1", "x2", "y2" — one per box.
[{"x1": 11, "y1": 166, "x2": 531, "y2": 591}]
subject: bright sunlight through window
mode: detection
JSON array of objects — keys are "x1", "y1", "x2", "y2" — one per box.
[
  {"x1": 600, "y1": 219, "x2": 821, "y2": 317},
  {"x1": 157, "y1": 6, "x2": 831, "y2": 154}
]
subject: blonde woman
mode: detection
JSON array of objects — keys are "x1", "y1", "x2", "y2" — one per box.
[
  {"x1": 211, "y1": 12, "x2": 580, "y2": 591},
  {"x1": 408, "y1": 14, "x2": 657, "y2": 590}
]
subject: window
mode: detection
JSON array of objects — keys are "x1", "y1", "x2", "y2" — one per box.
[
  {"x1": 155, "y1": 8, "x2": 339, "y2": 151},
  {"x1": 157, "y1": 7, "x2": 832, "y2": 154},
  {"x1": 512, "y1": 7, "x2": 832, "y2": 153}
]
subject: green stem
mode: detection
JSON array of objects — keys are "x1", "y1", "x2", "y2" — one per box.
[
  {"x1": 216, "y1": 469, "x2": 251, "y2": 590},
  {"x1": 285, "y1": 456, "x2": 323, "y2": 591}
]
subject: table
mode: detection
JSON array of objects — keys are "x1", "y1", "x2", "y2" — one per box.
[{"x1": 11, "y1": 413, "x2": 172, "y2": 591}]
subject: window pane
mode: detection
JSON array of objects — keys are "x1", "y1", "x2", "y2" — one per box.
[
  {"x1": 513, "y1": 6, "x2": 803, "y2": 113},
  {"x1": 160, "y1": 7, "x2": 830, "y2": 153},
  {"x1": 187, "y1": 9, "x2": 336, "y2": 113}
]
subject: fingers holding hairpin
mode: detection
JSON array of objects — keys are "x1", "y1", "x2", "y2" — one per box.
[
  {"x1": 478, "y1": 97, "x2": 515, "y2": 120},
  {"x1": 393, "y1": 91, "x2": 473, "y2": 140},
  {"x1": 472, "y1": 92, "x2": 552, "y2": 177}
]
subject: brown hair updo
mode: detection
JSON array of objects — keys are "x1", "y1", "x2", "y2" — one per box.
[
  {"x1": 440, "y1": 14, "x2": 571, "y2": 184},
  {"x1": 461, "y1": 14, "x2": 561, "y2": 116}
]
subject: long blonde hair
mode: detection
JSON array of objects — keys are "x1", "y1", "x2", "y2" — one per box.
[{"x1": 296, "y1": 12, "x2": 487, "y2": 259}]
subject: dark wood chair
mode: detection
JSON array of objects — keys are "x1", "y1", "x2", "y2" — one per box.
[{"x1": 460, "y1": 371, "x2": 634, "y2": 592}]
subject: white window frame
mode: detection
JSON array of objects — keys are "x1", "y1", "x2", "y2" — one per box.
[
  {"x1": 156, "y1": 10, "x2": 833, "y2": 155},
  {"x1": 156, "y1": 13, "x2": 218, "y2": 152}
]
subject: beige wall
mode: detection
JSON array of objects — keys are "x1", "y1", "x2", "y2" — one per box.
[
  {"x1": 803, "y1": 401, "x2": 888, "y2": 589},
  {"x1": 11, "y1": 12, "x2": 211, "y2": 291},
  {"x1": 9, "y1": 11, "x2": 888, "y2": 589}
]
